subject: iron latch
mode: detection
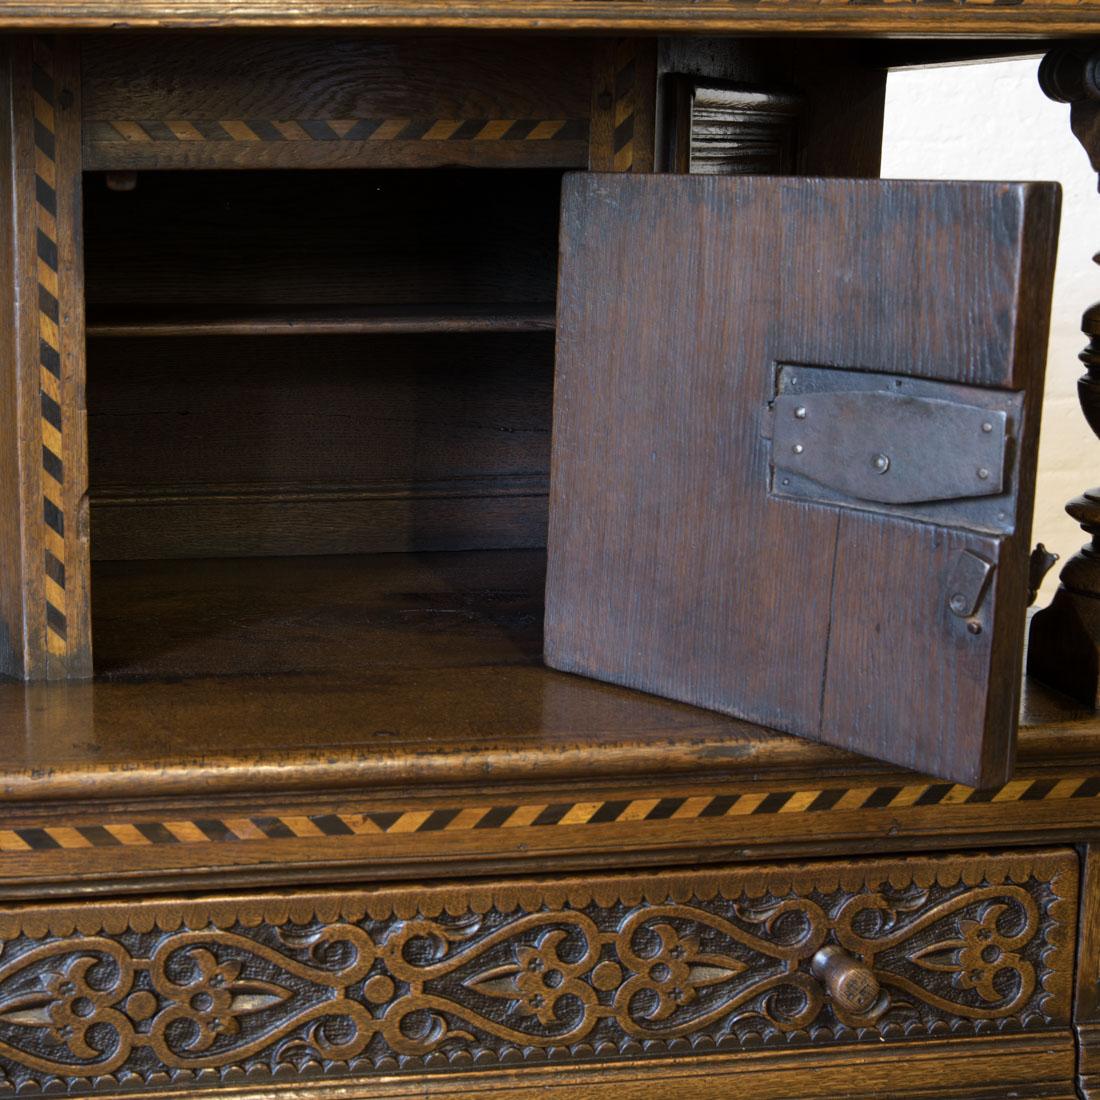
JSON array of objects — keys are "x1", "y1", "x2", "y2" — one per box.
[
  {"x1": 946, "y1": 549, "x2": 995, "y2": 619},
  {"x1": 767, "y1": 366, "x2": 1011, "y2": 509}
]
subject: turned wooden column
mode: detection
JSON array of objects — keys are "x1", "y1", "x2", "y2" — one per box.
[{"x1": 1029, "y1": 46, "x2": 1100, "y2": 706}]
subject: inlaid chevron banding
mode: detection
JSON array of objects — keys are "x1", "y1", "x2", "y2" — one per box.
[
  {"x1": 86, "y1": 118, "x2": 589, "y2": 144},
  {"x1": 32, "y1": 38, "x2": 66, "y2": 658},
  {"x1": 610, "y1": 40, "x2": 642, "y2": 172},
  {"x1": 6, "y1": 774, "x2": 1099, "y2": 852}
]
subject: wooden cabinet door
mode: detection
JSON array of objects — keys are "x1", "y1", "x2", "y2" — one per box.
[{"x1": 545, "y1": 174, "x2": 1060, "y2": 787}]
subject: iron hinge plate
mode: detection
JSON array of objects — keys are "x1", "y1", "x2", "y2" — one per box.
[{"x1": 766, "y1": 364, "x2": 1022, "y2": 533}]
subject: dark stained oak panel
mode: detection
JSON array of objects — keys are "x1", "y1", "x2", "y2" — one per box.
[
  {"x1": 81, "y1": 36, "x2": 591, "y2": 120},
  {"x1": 546, "y1": 174, "x2": 1059, "y2": 787},
  {"x1": 80, "y1": 36, "x2": 592, "y2": 171},
  {"x1": 83, "y1": 170, "x2": 562, "y2": 307},
  {"x1": 86, "y1": 334, "x2": 553, "y2": 560},
  {"x1": 0, "y1": 851, "x2": 1073, "y2": 1094},
  {"x1": 82, "y1": 169, "x2": 562, "y2": 561}
]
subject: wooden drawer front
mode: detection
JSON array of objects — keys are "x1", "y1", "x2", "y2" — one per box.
[{"x1": 0, "y1": 850, "x2": 1075, "y2": 1095}]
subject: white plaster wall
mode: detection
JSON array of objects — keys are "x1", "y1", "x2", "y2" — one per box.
[{"x1": 882, "y1": 59, "x2": 1100, "y2": 603}]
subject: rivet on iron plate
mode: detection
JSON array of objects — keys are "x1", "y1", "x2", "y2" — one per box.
[
  {"x1": 967, "y1": 621, "x2": 983, "y2": 635},
  {"x1": 981, "y1": 422, "x2": 993, "y2": 433},
  {"x1": 794, "y1": 406, "x2": 807, "y2": 419},
  {"x1": 949, "y1": 593, "x2": 968, "y2": 613},
  {"x1": 792, "y1": 444, "x2": 803, "y2": 454},
  {"x1": 977, "y1": 467, "x2": 990, "y2": 480},
  {"x1": 871, "y1": 453, "x2": 890, "y2": 474}
]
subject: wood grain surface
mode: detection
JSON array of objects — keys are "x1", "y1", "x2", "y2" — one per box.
[
  {"x1": 0, "y1": 0, "x2": 1097, "y2": 36},
  {"x1": 38, "y1": 1036, "x2": 1081, "y2": 1099},
  {"x1": 656, "y1": 39, "x2": 887, "y2": 180},
  {"x1": 86, "y1": 334, "x2": 553, "y2": 559},
  {"x1": 0, "y1": 656, "x2": 1096, "y2": 893},
  {"x1": 0, "y1": 24, "x2": 1089, "y2": 1100},
  {"x1": 0, "y1": 851, "x2": 1073, "y2": 1095},
  {"x1": 1076, "y1": 844, "x2": 1100, "y2": 1097},
  {"x1": 83, "y1": 169, "x2": 560, "y2": 560},
  {"x1": 80, "y1": 36, "x2": 591, "y2": 171},
  {"x1": 546, "y1": 174, "x2": 1059, "y2": 788},
  {"x1": 0, "y1": 37, "x2": 91, "y2": 681},
  {"x1": 91, "y1": 550, "x2": 547, "y2": 677},
  {"x1": 81, "y1": 35, "x2": 590, "y2": 122},
  {"x1": 588, "y1": 39, "x2": 656, "y2": 174},
  {"x1": 0, "y1": 549, "x2": 1092, "y2": 809}
]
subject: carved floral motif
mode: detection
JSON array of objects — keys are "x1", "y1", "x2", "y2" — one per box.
[
  {"x1": 0, "y1": 854, "x2": 1073, "y2": 1094},
  {"x1": 910, "y1": 903, "x2": 1034, "y2": 1005}
]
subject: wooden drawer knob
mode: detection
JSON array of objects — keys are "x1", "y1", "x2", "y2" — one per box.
[{"x1": 811, "y1": 945, "x2": 882, "y2": 1016}]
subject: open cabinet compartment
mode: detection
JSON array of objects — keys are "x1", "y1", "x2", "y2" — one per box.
[
  {"x1": 0, "y1": 163, "x2": 777, "y2": 806},
  {"x1": 39, "y1": 167, "x2": 1059, "y2": 792},
  {"x1": 83, "y1": 168, "x2": 561, "y2": 679}
]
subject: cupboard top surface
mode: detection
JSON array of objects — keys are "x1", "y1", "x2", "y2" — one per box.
[
  {"x1": 0, "y1": 549, "x2": 1094, "y2": 805},
  {"x1": 0, "y1": 1, "x2": 1098, "y2": 35},
  {"x1": 0, "y1": 665, "x2": 1091, "y2": 801}
]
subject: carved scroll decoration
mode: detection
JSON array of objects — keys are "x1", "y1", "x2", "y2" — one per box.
[{"x1": 0, "y1": 852, "x2": 1074, "y2": 1093}]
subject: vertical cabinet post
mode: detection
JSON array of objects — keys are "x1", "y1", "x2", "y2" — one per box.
[
  {"x1": 588, "y1": 38, "x2": 658, "y2": 173},
  {"x1": 1029, "y1": 46, "x2": 1100, "y2": 707},
  {"x1": 1072, "y1": 844, "x2": 1100, "y2": 1098},
  {"x1": 0, "y1": 36, "x2": 90, "y2": 680}
]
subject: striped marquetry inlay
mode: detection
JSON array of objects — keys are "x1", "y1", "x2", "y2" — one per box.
[
  {"x1": 86, "y1": 118, "x2": 589, "y2": 144},
  {"x1": 31, "y1": 39, "x2": 67, "y2": 660},
  {"x1": 610, "y1": 39, "x2": 639, "y2": 172},
  {"x1": 5, "y1": 774, "x2": 1099, "y2": 852}
]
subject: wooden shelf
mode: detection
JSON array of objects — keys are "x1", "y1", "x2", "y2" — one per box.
[
  {"x1": 86, "y1": 302, "x2": 557, "y2": 338},
  {"x1": 0, "y1": 549, "x2": 1092, "y2": 805}
]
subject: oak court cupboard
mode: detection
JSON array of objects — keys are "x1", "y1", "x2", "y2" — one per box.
[{"x1": 0, "y1": 6, "x2": 1098, "y2": 1097}]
